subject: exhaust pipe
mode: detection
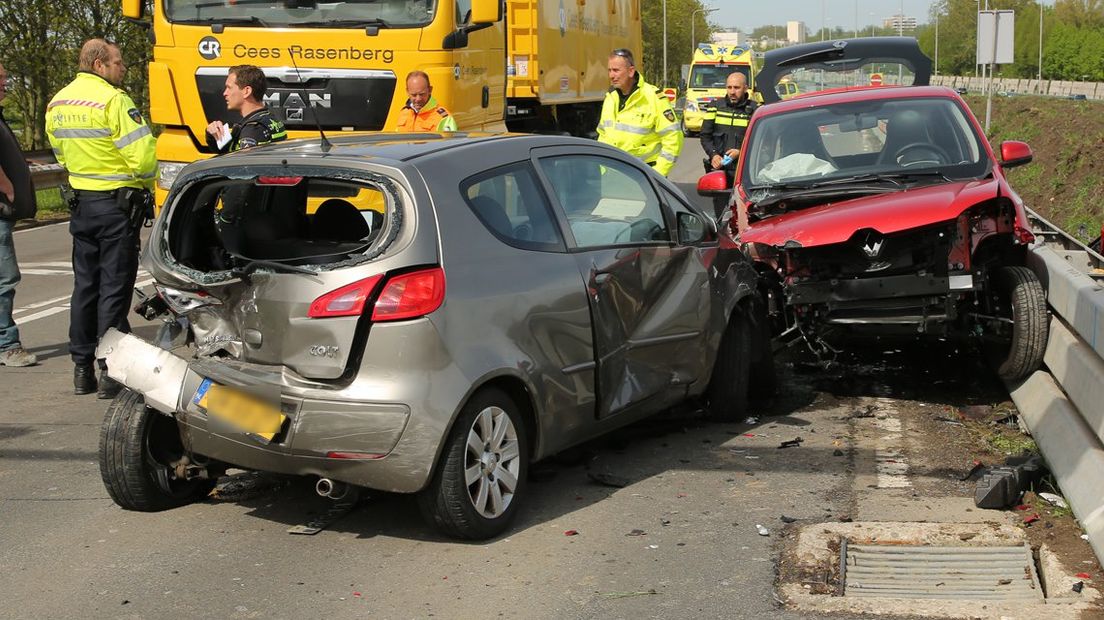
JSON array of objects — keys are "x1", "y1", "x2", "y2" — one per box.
[{"x1": 315, "y1": 477, "x2": 350, "y2": 500}]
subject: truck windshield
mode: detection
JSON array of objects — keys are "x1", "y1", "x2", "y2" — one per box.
[
  {"x1": 164, "y1": 0, "x2": 437, "y2": 28},
  {"x1": 689, "y1": 64, "x2": 749, "y2": 89}
]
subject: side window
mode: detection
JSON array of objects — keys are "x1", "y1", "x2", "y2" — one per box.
[
  {"x1": 538, "y1": 155, "x2": 669, "y2": 249},
  {"x1": 462, "y1": 163, "x2": 564, "y2": 252},
  {"x1": 455, "y1": 0, "x2": 472, "y2": 24}
]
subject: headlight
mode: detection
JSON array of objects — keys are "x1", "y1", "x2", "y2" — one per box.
[
  {"x1": 157, "y1": 161, "x2": 186, "y2": 191},
  {"x1": 685, "y1": 101, "x2": 698, "y2": 112}
]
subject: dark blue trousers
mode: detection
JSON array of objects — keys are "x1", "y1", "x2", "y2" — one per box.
[{"x1": 69, "y1": 194, "x2": 139, "y2": 366}]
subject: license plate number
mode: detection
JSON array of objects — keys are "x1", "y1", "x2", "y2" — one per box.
[{"x1": 193, "y1": 378, "x2": 286, "y2": 443}]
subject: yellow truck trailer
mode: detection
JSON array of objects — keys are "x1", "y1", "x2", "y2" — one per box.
[
  {"x1": 121, "y1": 0, "x2": 641, "y2": 204},
  {"x1": 680, "y1": 42, "x2": 755, "y2": 136}
]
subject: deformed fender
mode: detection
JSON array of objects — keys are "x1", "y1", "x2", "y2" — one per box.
[{"x1": 97, "y1": 329, "x2": 189, "y2": 414}]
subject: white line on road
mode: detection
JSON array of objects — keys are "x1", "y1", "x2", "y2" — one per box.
[
  {"x1": 21, "y1": 262, "x2": 74, "y2": 268},
  {"x1": 15, "y1": 278, "x2": 155, "y2": 325},
  {"x1": 21, "y1": 269, "x2": 72, "y2": 276}
]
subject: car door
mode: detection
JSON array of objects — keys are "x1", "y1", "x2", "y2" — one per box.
[{"x1": 534, "y1": 148, "x2": 716, "y2": 419}]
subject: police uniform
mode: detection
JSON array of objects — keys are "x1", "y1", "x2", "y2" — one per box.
[
  {"x1": 597, "y1": 74, "x2": 683, "y2": 176},
  {"x1": 46, "y1": 71, "x2": 156, "y2": 392},
  {"x1": 207, "y1": 107, "x2": 287, "y2": 153},
  {"x1": 396, "y1": 96, "x2": 458, "y2": 132},
  {"x1": 699, "y1": 94, "x2": 758, "y2": 173}
]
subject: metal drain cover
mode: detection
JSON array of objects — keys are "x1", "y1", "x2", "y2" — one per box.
[{"x1": 843, "y1": 543, "x2": 1044, "y2": 601}]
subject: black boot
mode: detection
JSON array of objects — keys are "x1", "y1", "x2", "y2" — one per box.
[
  {"x1": 97, "y1": 372, "x2": 123, "y2": 400},
  {"x1": 74, "y1": 364, "x2": 96, "y2": 395}
]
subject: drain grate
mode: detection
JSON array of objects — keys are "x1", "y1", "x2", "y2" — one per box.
[{"x1": 843, "y1": 543, "x2": 1044, "y2": 601}]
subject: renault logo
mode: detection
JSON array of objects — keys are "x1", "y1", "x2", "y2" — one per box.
[{"x1": 861, "y1": 234, "x2": 884, "y2": 258}]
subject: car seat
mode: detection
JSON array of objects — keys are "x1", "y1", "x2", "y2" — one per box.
[
  {"x1": 312, "y1": 198, "x2": 371, "y2": 242},
  {"x1": 878, "y1": 109, "x2": 932, "y2": 166},
  {"x1": 469, "y1": 195, "x2": 514, "y2": 238},
  {"x1": 778, "y1": 119, "x2": 834, "y2": 164}
]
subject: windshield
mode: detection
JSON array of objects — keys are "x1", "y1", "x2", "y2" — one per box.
[
  {"x1": 689, "y1": 64, "x2": 749, "y2": 90},
  {"x1": 742, "y1": 97, "x2": 988, "y2": 190},
  {"x1": 164, "y1": 0, "x2": 437, "y2": 27}
]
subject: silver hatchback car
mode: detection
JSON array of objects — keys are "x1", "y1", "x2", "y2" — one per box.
[{"x1": 98, "y1": 133, "x2": 769, "y2": 539}]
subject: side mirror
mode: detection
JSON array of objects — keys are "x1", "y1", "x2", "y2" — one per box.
[
  {"x1": 470, "y1": 0, "x2": 502, "y2": 24},
  {"x1": 122, "y1": 0, "x2": 144, "y2": 19},
  {"x1": 999, "y1": 140, "x2": 1033, "y2": 169},
  {"x1": 677, "y1": 212, "x2": 708, "y2": 245},
  {"x1": 696, "y1": 170, "x2": 730, "y2": 197}
]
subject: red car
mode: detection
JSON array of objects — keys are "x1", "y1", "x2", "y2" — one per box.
[{"x1": 699, "y1": 38, "x2": 1047, "y2": 381}]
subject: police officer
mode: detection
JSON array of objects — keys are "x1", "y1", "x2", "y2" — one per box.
[
  {"x1": 46, "y1": 39, "x2": 156, "y2": 398},
  {"x1": 597, "y1": 48, "x2": 683, "y2": 177},
  {"x1": 700, "y1": 71, "x2": 757, "y2": 176},
  {"x1": 396, "y1": 71, "x2": 458, "y2": 132},
  {"x1": 206, "y1": 64, "x2": 287, "y2": 153}
]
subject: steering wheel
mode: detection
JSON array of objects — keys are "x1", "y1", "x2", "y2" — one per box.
[
  {"x1": 613, "y1": 219, "x2": 663, "y2": 243},
  {"x1": 894, "y1": 142, "x2": 951, "y2": 167}
]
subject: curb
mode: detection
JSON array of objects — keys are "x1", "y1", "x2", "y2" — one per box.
[{"x1": 13, "y1": 216, "x2": 69, "y2": 232}]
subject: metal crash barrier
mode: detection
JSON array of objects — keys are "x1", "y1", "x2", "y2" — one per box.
[{"x1": 1010, "y1": 208, "x2": 1104, "y2": 565}]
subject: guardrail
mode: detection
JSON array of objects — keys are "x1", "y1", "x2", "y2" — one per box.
[
  {"x1": 932, "y1": 75, "x2": 1103, "y2": 100},
  {"x1": 1010, "y1": 208, "x2": 1104, "y2": 566},
  {"x1": 26, "y1": 149, "x2": 66, "y2": 191}
]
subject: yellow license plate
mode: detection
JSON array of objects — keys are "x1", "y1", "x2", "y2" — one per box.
[{"x1": 193, "y1": 378, "x2": 286, "y2": 443}]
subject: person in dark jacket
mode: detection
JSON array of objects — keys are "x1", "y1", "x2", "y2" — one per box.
[
  {"x1": 205, "y1": 65, "x2": 287, "y2": 153},
  {"x1": 0, "y1": 60, "x2": 38, "y2": 367},
  {"x1": 699, "y1": 71, "x2": 758, "y2": 176}
]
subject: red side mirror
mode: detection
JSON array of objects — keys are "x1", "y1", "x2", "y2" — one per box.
[
  {"x1": 999, "y1": 140, "x2": 1033, "y2": 169},
  {"x1": 696, "y1": 170, "x2": 730, "y2": 196}
]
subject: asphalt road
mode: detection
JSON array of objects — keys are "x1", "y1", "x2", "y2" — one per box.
[{"x1": 0, "y1": 139, "x2": 1011, "y2": 619}]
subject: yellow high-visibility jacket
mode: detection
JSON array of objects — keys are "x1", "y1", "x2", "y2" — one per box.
[
  {"x1": 46, "y1": 72, "x2": 156, "y2": 192},
  {"x1": 597, "y1": 75, "x2": 683, "y2": 176}
]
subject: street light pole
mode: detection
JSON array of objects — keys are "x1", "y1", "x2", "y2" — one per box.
[
  {"x1": 691, "y1": 7, "x2": 719, "y2": 53},
  {"x1": 1038, "y1": 0, "x2": 1044, "y2": 83}
]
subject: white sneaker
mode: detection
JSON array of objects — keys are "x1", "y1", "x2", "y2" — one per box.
[{"x1": 0, "y1": 347, "x2": 37, "y2": 367}]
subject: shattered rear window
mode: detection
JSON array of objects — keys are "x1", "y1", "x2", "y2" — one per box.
[{"x1": 165, "y1": 174, "x2": 397, "y2": 274}]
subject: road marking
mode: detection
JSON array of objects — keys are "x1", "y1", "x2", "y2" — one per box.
[
  {"x1": 13, "y1": 293, "x2": 72, "y2": 315},
  {"x1": 21, "y1": 261, "x2": 74, "y2": 268},
  {"x1": 872, "y1": 399, "x2": 912, "y2": 489},
  {"x1": 14, "y1": 278, "x2": 154, "y2": 325},
  {"x1": 21, "y1": 269, "x2": 72, "y2": 276}
]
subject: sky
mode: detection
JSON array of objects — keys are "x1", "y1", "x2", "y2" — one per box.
[{"x1": 709, "y1": 0, "x2": 939, "y2": 32}]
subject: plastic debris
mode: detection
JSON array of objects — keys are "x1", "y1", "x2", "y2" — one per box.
[
  {"x1": 755, "y1": 524, "x2": 770, "y2": 536},
  {"x1": 1023, "y1": 513, "x2": 1040, "y2": 525},
  {"x1": 780, "y1": 515, "x2": 797, "y2": 523},
  {"x1": 742, "y1": 433, "x2": 756, "y2": 438},
  {"x1": 564, "y1": 529, "x2": 579, "y2": 536},
  {"x1": 744, "y1": 417, "x2": 759, "y2": 425},
  {"x1": 960, "y1": 460, "x2": 985, "y2": 481},
  {"x1": 1082, "y1": 534, "x2": 1090, "y2": 540},
  {"x1": 1073, "y1": 581, "x2": 1084, "y2": 593},
  {"x1": 647, "y1": 544, "x2": 659, "y2": 549},
  {"x1": 1075, "y1": 572, "x2": 1091, "y2": 579},
  {"x1": 974, "y1": 456, "x2": 1044, "y2": 509},
  {"x1": 777, "y1": 437, "x2": 803, "y2": 449},
  {"x1": 1038, "y1": 492, "x2": 1069, "y2": 509}
]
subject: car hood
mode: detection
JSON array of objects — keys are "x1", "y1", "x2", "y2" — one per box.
[{"x1": 742, "y1": 178, "x2": 1000, "y2": 248}]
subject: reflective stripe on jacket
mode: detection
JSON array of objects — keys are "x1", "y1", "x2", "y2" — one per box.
[
  {"x1": 596, "y1": 76, "x2": 683, "y2": 176},
  {"x1": 396, "y1": 96, "x2": 458, "y2": 132},
  {"x1": 700, "y1": 96, "x2": 758, "y2": 160},
  {"x1": 46, "y1": 72, "x2": 156, "y2": 192}
]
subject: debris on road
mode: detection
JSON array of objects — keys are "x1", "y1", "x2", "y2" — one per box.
[
  {"x1": 626, "y1": 529, "x2": 646, "y2": 537},
  {"x1": 1073, "y1": 581, "x2": 1085, "y2": 593},
  {"x1": 960, "y1": 460, "x2": 985, "y2": 481},
  {"x1": 564, "y1": 529, "x2": 579, "y2": 536},
  {"x1": 974, "y1": 455, "x2": 1044, "y2": 509},
  {"x1": 587, "y1": 471, "x2": 630, "y2": 488},
  {"x1": 602, "y1": 589, "x2": 657, "y2": 599},
  {"x1": 1023, "y1": 513, "x2": 1040, "y2": 525},
  {"x1": 756, "y1": 524, "x2": 770, "y2": 536},
  {"x1": 780, "y1": 515, "x2": 797, "y2": 523},
  {"x1": 1039, "y1": 492, "x2": 1069, "y2": 509},
  {"x1": 778, "y1": 437, "x2": 803, "y2": 449},
  {"x1": 744, "y1": 417, "x2": 759, "y2": 425}
]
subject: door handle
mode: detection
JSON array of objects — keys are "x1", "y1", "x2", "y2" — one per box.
[{"x1": 482, "y1": 85, "x2": 490, "y2": 108}]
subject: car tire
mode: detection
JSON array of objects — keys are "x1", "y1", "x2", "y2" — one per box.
[
  {"x1": 991, "y1": 266, "x2": 1048, "y2": 382},
  {"x1": 418, "y1": 388, "x2": 529, "y2": 540},
  {"x1": 98, "y1": 389, "x2": 216, "y2": 511},
  {"x1": 747, "y1": 297, "x2": 777, "y2": 398},
  {"x1": 707, "y1": 306, "x2": 752, "y2": 421}
]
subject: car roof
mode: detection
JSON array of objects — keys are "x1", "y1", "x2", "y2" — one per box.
[{"x1": 753, "y1": 85, "x2": 961, "y2": 118}]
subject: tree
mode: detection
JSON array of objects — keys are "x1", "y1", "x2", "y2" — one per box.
[{"x1": 641, "y1": 0, "x2": 717, "y2": 88}]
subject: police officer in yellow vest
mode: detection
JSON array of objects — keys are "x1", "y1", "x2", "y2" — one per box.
[
  {"x1": 597, "y1": 48, "x2": 683, "y2": 177},
  {"x1": 46, "y1": 39, "x2": 156, "y2": 398}
]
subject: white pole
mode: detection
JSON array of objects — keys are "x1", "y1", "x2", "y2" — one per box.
[
  {"x1": 935, "y1": 14, "x2": 939, "y2": 76},
  {"x1": 822, "y1": 0, "x2": 827, "y2": 41},
  {"x1": 663, "y1": 0, "x2": 667, "y2": 87},
  {"x1": 854, "y1": 0, "x2": 858, "y2": 38},
  {"x1": 985, "y1": 11, "x2": 998, "y2": 132}
]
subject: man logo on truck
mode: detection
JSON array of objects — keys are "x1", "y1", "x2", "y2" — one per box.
[{"x1": 198, "y1": 37, "x2": 221, "y2": 60}]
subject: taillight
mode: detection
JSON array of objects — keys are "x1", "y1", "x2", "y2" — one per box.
[
  {"x1": 307, "y1": 275, "x2": 383, "y2": 318},
  {"x1": 1013, "y1": 224, "x2": 1036, "y2": 245},
  {"x1": 255, "y1": 176, "x2": 303, "y2": 186},
  {"x1": 371, "y1": 267, "x2": 446, "y2": 322},
  {"x1": 157, "y1": 285, "x2": 222, "y2": 314}
]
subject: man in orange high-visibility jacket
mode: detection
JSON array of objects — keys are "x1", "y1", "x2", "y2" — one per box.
[{"x1": 396, "y1": 71, "x2": 458, "y2": 132}]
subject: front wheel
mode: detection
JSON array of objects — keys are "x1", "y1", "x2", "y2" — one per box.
[
  {"x1": 989, "y1": 266, "x2": 1048, "y2": 382},
  {"x1": 707, "y1": 307, "x2": 752, "y2": 421},
  {"x1": 98, "y1": 389, "x2": 217, "y2": 511},
  {"x1": 418, "y1": 388, "x2": 529, "y2": 540}
]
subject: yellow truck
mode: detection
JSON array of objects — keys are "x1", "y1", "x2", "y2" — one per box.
[
  {"x1": 121, "y1": 0, "x2": 642, "y2": 204},
  {"x1": 680, "y1": 42, "x2": 755, "y2": 136}
]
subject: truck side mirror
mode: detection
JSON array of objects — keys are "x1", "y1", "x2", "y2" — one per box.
[
  {"x1": 470, "y1": 0, "x2": 502, "y2": 24},
  {"x1": 122, "y1": 0, "x2": 144, "y2": 19}
]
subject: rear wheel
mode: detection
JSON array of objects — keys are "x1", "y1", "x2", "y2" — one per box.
[
  {"x1": 707, "y1": 307, "x2": 752, "y2": 421},
  {"x1": 989, "y1": 266, "x2": 1048, "y2": 382},
  {"x1": 98, "y1": 389, "x2": 216, "y2": 511},
  {"x1": 418, "y1": 388, "x2": 529, "y2": 540}
]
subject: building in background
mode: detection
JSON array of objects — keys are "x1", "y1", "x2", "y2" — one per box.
[
  {"x1": 786, "y1": 21, "x2": 806, "y2": 44},
  {"x1": 883, "y1": 14, "x2": 917, "y2": 33}
]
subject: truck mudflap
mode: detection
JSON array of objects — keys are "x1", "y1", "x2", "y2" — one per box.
[{"x1": 97, "y1": 329, "x2": 189, "y2": 414}]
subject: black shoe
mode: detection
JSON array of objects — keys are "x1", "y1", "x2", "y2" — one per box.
[
  {"x1": 97, "y1": 373, "x2": 123, "y2": 400},
  {"x1": 74, "y1": 364, "x2": 96, "y2": 395}
]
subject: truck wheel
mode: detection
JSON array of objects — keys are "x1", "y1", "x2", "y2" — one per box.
[
  {"x1": 747, "y1": 297, "x2": 777, "y2": 398},
  {"x1": 707, "y1": 307, "x2": 752, "y2": 421},
  {"x1": 98, "y1": 389, "x2": 216, "y2": 511},
  {"x1": 991, "y1": 266, "x2": 1048, "y2": 382},
  {"x1": 418, "y1": 388, "x2": 529, "y2": 540}
]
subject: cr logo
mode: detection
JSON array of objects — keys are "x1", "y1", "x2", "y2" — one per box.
[{"x1": 198, "y1": 36, "x2": 221, "y2": 60}]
